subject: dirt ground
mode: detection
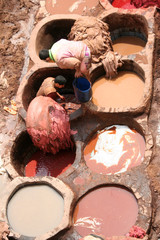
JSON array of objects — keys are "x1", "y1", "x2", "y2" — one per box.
[
  {"x1": 0, "y1": 0, "x2": 160, "y2": 239},
  {"x1": 0, "y1": 0, "x2": 39, "y2": 110}
]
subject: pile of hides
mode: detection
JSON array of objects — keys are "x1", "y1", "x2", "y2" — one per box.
[
  {"x1": 26, "y1": 96, "x2": 73, "y2": 154},
  {"x1": 68, "y1": 16, "x2": 123, "y2": 78},
  {"x1": 131, "y1": 0, "x2": 160, "y2": 8},
  {"x1": 127, "y1": 225, "x2": 146, "y2": 239}
]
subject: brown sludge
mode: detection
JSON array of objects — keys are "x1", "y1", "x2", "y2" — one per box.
[
  {"x1": 112, "y1": 36, "x2": 146, "y2": 55},
  {"x1": 92, "y1": 71, "x2": 144, "y2": 108}
]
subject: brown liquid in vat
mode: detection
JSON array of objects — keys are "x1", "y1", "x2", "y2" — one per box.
[
  {"x1": 7, "y1": 185, "x2": 64, "y2": 237},
  {"x1": 84, "y1": 125, "x2": 145, "y2": 175},
  {"x1": 73, "y1": 186, "x2": 138, "y2": 237},
  {"x1": 92, "y1": 71, "x2": 144, "y2": 108},
  {"x1": 112, "y1": 36, "x2": 146, "y2": 55}
]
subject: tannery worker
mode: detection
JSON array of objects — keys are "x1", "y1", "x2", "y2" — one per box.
[
  {"x1": 36, "y1": 75, "x2": 67, "y2": 100},
  {"x1": 39, "y1": 39, "x2": 91, "y2": 79},
  {"x1": 68, "y1": 16, "x2": 123, "y2": 79}
]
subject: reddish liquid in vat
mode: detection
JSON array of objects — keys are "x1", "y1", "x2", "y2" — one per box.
[
  {"x1": 84, "y1": 125, "x2": 145, "y2": 175},
  {"x1": 73, "y1": 186, "x2": 138, "y2": 237},
  {"x1": 112, "y1": 0, "x2": 136, "y2": 8},
  {"x1": 25, "y1": 149, "x2": 75, "y2": 177},
  {"x1": 45, "y1": 0, "x2": 99, "y2": 15},
  {"x1": 92, "y1": 72, "x2": 144, "y2": 108}
]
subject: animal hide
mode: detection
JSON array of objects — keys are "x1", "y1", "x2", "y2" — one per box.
[{"x1": 26, "y1": 96, "x2": 73, "y2": 154}]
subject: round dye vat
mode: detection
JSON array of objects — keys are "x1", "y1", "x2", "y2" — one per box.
[
  {"x1": 112, "y1": 36, "x2": 146, "y2": 55},
  {"x1": 25, "y1": 149, "x2": 75, "y2": 177},
  {"x1": 73, "y1": 186, "x2": 138, "y2": 237},
  {"x1": 84, "y1": 125, "x2": 145, "y2": 175},
  {"x1": 7, "y1": 185, "x2": 64, "y2": 237},
  {"x1": 45, "y1": 0, "x2": 99, "y2": 14},
  {"x1": 92, "y1": 71, "x2": 144, "y2": 108}
]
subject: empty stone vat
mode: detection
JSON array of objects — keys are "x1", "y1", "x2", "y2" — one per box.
[
  {"x1": 73, "y1": 185, "x2": 138, "y2": 237},
  {"x1": 10, "y1": 130, "x2": 76, "y2": 178},
  {"x1": 29, "y1": 14, "x2": 79, "y2": 65}
]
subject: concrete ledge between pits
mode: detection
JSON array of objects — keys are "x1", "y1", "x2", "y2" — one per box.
[
  {"x1": 28, "y1": 14, "x2": 80, "y2": 66},
  {"x1": 84, "y1": 58, "x2": 153, "y2": 115},
  {"x1": 61, "y1": 227, "x2": 149, "y2": 240},
  {"x1": 0, "y1": 177, "x2": 75, "y2": 240}
]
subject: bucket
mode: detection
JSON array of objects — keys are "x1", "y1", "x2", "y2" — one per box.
[{"x1": 73, "y1": 77, "x2": 92, "y2": 103}]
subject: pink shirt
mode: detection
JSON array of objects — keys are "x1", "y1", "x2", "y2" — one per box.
[{"x1": 50, "y1": 39, "x2": 88, "y2": 68}]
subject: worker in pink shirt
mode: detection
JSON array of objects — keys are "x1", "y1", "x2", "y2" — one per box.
[{"x1": 39, "y1": 39, "x2": 91, "y2": 80}]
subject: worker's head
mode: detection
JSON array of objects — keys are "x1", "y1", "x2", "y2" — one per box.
[
  {"x1": 54, "y1": 75, "x2": 67, "y2": 88},
  {"x1": 39, "y1": 49, "x2": 49, "y2": 60}
]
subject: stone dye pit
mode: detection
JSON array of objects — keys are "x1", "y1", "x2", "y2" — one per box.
[
  {"x1": 84, "y1": 125, "x2": 145, "y2": 175},
  {"x1": 10, "y1": 130, "x2": 76, "y2": 177},
  {"x1": 92, "y1": 71, "x2": 144, "y2": 109},
  {"x1": 73, "y1": 185, "x2": 138, "y2": 237},
  {"x1": 0, "y1": 1, "x2": 157, "y2": 240},
  {"x1": 1, "y1": 178, "x2": 74, "y2": 239},
  {"x1": 7, "y1": 184, "x2": 64, "y2": 237}
]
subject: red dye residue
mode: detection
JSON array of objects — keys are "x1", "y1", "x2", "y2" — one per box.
[
  {"x1": 130, "y1": 0, "x2": 160, "y2": 8},
  {"x1": 112, "y1": 0, "x2": 136, "y2": 8},
  {"x1": 25, "y1": 149, "x2": 75, "y2": 177},
  {"x1": 73, "y1": 186, "x2": 138, "y2": 237}
]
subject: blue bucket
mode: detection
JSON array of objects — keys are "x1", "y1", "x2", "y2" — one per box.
[{"x1": 73, "y1": 77, "x2": 92, "y2": 103}]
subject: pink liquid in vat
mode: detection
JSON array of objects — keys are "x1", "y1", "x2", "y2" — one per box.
[
  {"x1": 84, "y1": 125, "x2": 145, "y2": 175},
  {"x1": 73, "y1": 186, "x2": 138, "y2": 237}
]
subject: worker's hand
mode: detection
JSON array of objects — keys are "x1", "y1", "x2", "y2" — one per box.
[
  {"x1": 60, "y1": 96, "x2": 65, "y2": 101},
  {"x1": 102, "y1": 51, "x2": 123, "y2": 79},
  {"x1": 75, "y1": 70, "x2": 82, "y2": 78}
]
